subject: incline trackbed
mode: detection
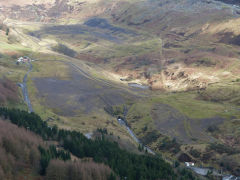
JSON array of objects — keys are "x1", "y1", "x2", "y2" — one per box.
[{"x1": 33, "y1": 59, "x2": 147, "y2": 116}]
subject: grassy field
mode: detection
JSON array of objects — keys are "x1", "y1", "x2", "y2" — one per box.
[
  {"x1": 19, "y1": 51, "x2": 141, "y2": 153},
  {"x1": 199, "y1": 81, "x2": 240, "y2": 105},
  {"x1": 31, "y1": 60, "x2": 71, "y2": 80},
  {"x1": 0, "y1": 43, "x2": 30, "y2": 110},
  {"x1": 127, "y1": 91, "x2": 240, "y2": 122},
  {"x1": 0, "y1": 32, "x2": 31, "y2": 52},
  {"x1": 151, "y1": 92, "x2": 240, "y2": 119},
  {"x1": 121, "y1": 90, "x2": 240, "y2": 146}
]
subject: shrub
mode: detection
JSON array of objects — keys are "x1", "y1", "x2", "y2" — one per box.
[
  {"x1": 52, "y1": 43, "x2": 76, "y2": 57},
  {"x1": 207, "y1": 125, "x2": 219, "y2": 133},
  {"x1": 189, "y1": 149, "x2": 201, "y2": 158},
  {"x1": 196, "y1": 57, "x2": 216, "y2": 66},
  {"x1": 158, "y1": 137, "x2": 181, "y2": 154},
  {"x1": 5, "y1": 28, "x2": 9, "y2": 36},
  {"x1": 209, "y1": 143, "x2": 239, "y2": 155}
]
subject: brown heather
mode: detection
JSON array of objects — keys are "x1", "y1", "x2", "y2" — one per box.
[
  {"x1": 46, "y1": 159, "x2": 113, "y2": 180},
  {"x1": 0, "y1": 119, "x2": 42, "y2": 179},
  {"x1": 0, "y1": 78, "x2": 19, "y2": 105}
]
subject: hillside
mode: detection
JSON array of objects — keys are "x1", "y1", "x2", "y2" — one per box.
[
  {"x1": 0, "y1": 0, "x2": 240, "y2": 179},
  {"x1": 0, "y1": 119, "x2": 42, "y2": 179},
  {"x1": 0, "y1": 108, "x2": 185, "y2": 180},
  {"x1": 0, "y1": 117, "x2": 119, "y2": 179},
  {"x1": 2, "y1": 0, "x2": 240, "y2": 90}
]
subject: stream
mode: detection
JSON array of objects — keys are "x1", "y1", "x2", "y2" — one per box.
[
  {"x1": 18, "y1": 62, "x2": 33, "y2": 113},
  {"x1": 116, "y1": 108, "x2": 240, "y2": 180},
  {"x1": 15, "y1": 60, "x2": 239, "y2": 180},
  {"x1": 117, "y1": 118, "x2": 155, "y2": 154},
  {"x1": 117, "y1": 106, "x2": 155, "y2": 155},
  {"x1": 128, "y1": 83, "x2": 149, "y2": 89}
]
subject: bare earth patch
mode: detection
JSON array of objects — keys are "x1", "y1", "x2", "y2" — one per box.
[{"x1": 33, "y1": 64, "x2": 136, "y2": 116}]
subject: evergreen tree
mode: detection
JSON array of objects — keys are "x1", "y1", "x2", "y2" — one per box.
[{"x1": 0, "y1": 108, "x2": 177, "y2": 179}]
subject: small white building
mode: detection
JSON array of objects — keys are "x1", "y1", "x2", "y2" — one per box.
[
  {"x1": 17, "y1": 57, "x2": 24, "y2": 62},
  {"x1": 185, "y1": 162, "x2": 195, "y2": 167},
  {"x1": 17, "y1": 56, "x2": 31, "y2": 63}
]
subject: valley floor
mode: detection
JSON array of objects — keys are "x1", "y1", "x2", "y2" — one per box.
[{"x1": 1, "y1": 0, "x2": 240, "y2": 176}]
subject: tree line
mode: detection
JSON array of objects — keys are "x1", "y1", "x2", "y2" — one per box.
[
  {"x1": 38, "y1": 145, "x2": 71, "y2": 175},
  {"x1": 0, "y1": 107, "x2": 197, "y2": 179}
]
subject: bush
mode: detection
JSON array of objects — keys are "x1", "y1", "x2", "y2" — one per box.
[
  {"x1": 141, "y1": 130, "x2": 161, "y2": 145},
  {"x1": 189, "y1": 149, "x2": 201, "y2": 158},
  {"x1": 196, "y1": 57, "x2": 216, "y2": 66},
  {"x1": 6, "y1": 28, "x2": 9, "y2": 36},
  {"x1": 52, "y1": 43, "x2": 76, "y2": 57},
  {"x1": 158, "y1": 137, "x2": 181, "y2": 154},
  {"x1": 220, "y1": 155, "x2": 240, "y2": 176},
  {"x1": 178, "y1": 153, "x2": 193, "y2": 162},
  {"x1": 178, "y1": 168, "x2": 197, "y2": 180},
  {"x1": 207, "y1": 125, "x2": 219, "y2": 133},
  {"x1": 209, "y1": 143, "x2": 239, "y2": 155}
]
